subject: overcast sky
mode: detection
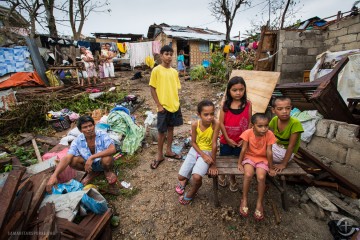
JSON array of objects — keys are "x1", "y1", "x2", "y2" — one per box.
[{"x1": 55, "y1": 0, "x2": 350, "y2": 38}]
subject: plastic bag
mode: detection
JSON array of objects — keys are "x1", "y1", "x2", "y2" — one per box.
[
  {"x1": 51, "y1": 179, "x2": 84, "y2": 194},
  {"x1": 81, "y1": 188, "x2": 108, "y2": 215}
]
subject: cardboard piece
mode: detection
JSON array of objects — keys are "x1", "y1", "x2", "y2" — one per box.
[{"x1": 230, "y1": 70, "x2": 280, "y2": 114}]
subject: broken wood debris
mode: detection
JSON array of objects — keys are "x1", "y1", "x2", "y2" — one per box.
[{"x1": 0, "y1": 167, "x2": 113, "y2": 239}]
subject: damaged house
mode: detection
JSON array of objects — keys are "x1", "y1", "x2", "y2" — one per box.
[
  {"x1": 0, "y1": 6, "x2": 29, "y2": 46},
  {"x1": 147, "y1": 23, "x2": 229, "y2": 67}
]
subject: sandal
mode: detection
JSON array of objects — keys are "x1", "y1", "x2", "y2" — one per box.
[
  {"x1": 150, "y1": 159, "x2": 164, "y2": 169},
  {"x1": 229, "y1": 181, "x2": 238, "y2": 192},
  {"x1": 254, "y1": 209, "x2": 265, "y2": 221},
  {"x1": 175, "y1": 182, "x2": 186, "y2": 195},
  {"x1": 218, "y1": 175, "x2": 227, "y2": 187},
  {"x1": 179, "y1": 193, "x2": 192, "y2": 205},
  {"x1": 81, "y1": 171, "x2": 101, "y2": 185},
  {"x1": 239, "y1": 200, "x2": 249, "y2": 217},
  {"x1": 164, "y1": 153, "x2": 182, "y2": 160},
  {"x1": 104, "y1": 171, "x2": 118, "y2": 184}
]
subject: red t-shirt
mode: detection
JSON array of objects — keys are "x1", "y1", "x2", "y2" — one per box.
[{"x1": 220, "y1": 102, "x2": 250, "y2": 144}]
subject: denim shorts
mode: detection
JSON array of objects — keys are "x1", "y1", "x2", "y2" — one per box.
[
  {"x1": 178, "y1": 147, "x2": 211, "y2": 179},
  {"x1": 220, "y1": 143, "x2": 241, "y2": 157},
  {"x1": 157, "y1": 107, "x2": 183, "y2": 133}
]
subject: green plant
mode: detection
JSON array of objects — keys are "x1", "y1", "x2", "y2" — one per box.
[
  {"x1": 208, "y1": 52, "x2": 228, "y2": 83},
  {"x1": 11, "y1": 146, "x2": 37, "y2": 166},
  {"x1": 4, "y1": 164, "x2": 12, "y2": 172},
  {"x1": 189, "y1": 65, "x2": 207, "y2": 81}
]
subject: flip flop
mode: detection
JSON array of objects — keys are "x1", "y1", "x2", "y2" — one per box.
[
  {"x1": 254, "y1": 209, "x2": 265, "y2": 221},
  {"x1": 150, "y1": 159, "x2": 164, "y2": 169},
  {"x1": 164, "y1": 153, "x2": 182, "y2": 160},
  {"x1": 239, "y1": 200, "x2": 249, "y2": 217},
  {"x1": 179, "y1": 193, "x2": 192, "y2": 205}
]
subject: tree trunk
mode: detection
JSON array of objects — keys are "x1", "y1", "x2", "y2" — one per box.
[
  {"x1": 43, "y1": 0, "x2": 58, "y2": 38},
  {"x1": 280, "y1": 0, "x2": 291, "y2": 29}
]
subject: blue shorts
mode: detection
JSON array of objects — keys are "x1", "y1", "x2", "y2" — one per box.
[
  {"x1": 91, "y1": 159, "x2": 105, "y2": 172},
  {"x1": 220, "y1": 143, "x2": 241, "y2": 157}
]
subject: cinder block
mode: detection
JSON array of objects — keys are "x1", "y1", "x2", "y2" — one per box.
[
  {"x1": 338, "y1": 34, "x2": 358, "y2": 44},
  {"x1": 345, "y1": 42, "x2": 360, "y2": 51},
  {"x1": 283, "y1": 40, "x2": 294, "y2": 48},
  {"x1": 336, "y1": 124, "x2": 360, "y2": 148},
  {"x1": 307, "y1": 136, "x2": 347, "y2": 164},
  {"x1": 328, "y1": 44, "x2": 346, "y2": 52},
  {"x1": 346, "y1": 148, "x2": 360, "y2": 171},
  {"x1": 315, "y1": 119, "x2": 331, "y2": 137},
  {"x1": 287, "y1": 47, "x2": 307, "y2": 55},
  {"x1": 357, "y1": 33, "x2": 360, "y2": 41},
  {"x1": 294, "y1": 40, "x2": 302, "y2": 47},
  {"x1": 337, "y1": 15, "x2": 360, "y2": 29},
  {"x1": 279, "y1": 30, "x2": 286, "y2": 43},
  {"x1": 330, "y1": 161, "x2": 360, "y2": 188},
  {"x1": 307, "y1": 47, "x2": 318, "y2": 56},
  {"x1": 326, "y1": 121, "x2": 344, "y2": 139},
  {"x1": 327, "y1": 28, "x2": 348, "y2": 39},
  {"x1": 348, "y1": 22, "x2": 360, "y2": 34},
  {"x1": 285, "y1": 31, "x2": 299, "y2": 40}
]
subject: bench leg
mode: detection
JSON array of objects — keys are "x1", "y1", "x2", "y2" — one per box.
[
  {"x1": 212, "y1": 176, "x2": 220, "y2": 207},
  {"x1": 280, "y1": 176, "x2": 289, "y2": 211}
]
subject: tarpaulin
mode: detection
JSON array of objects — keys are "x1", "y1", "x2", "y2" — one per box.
[
  {"x1": 0, "y1": 71, "x2": 45, "y2": 89},
  {"x1": 0, "y1": 46, "x2": 34, "y2": 76}
]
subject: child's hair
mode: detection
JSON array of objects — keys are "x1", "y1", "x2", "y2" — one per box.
[
  {"x1": 271, "y1": 96, "x2": 292, "y2": 107},
  {"x1": 251, "y1": 113, "x2": 269, "y2": 125},
  {"x1": 197, "y1": 100, "x2": 214, "y2": 114},
  {"x1": 179, "y1": 49, "x2": 184, "y2": 55},
  {"x1": 223, "y1": 76, "x2": 247, "y2": 111},
  {"x1": 160, "y1": 45, "x2": 174, "y2": 54}
]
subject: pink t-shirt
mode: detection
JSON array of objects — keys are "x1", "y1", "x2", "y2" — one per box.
[{"x1": 240, "y1": 129, "x2": 276, "y2": 164}]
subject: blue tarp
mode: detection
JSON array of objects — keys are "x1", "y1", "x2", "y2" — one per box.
[{"x1": 0, "y1": 46, "x2": 34, "y2": 76}]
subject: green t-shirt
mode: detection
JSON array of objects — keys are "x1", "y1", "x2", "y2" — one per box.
[{"x1": 269, "y1": 116, "x2": 304, "y2": 153}]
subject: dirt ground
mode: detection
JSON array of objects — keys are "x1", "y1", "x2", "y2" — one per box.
[{"x1": 109, "y1": 70, "x2": 332, "y2": 240}]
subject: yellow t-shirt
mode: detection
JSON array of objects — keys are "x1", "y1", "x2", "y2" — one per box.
[
  {"x1": 223, "y1": 45, "x2": 230, "y2": 53},
  {"x1": 196, "y1": 120, "x2": 213, "y2": 151},
  {"x1": 149, "y1": 65, "x2": 181, "y2": 113}
]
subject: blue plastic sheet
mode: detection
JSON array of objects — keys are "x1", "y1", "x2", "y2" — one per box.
[
  {"x1": 51, "y1": 179, "x2": 84, "y2": 194},
  {"x1": 81, "y1": 188, "x2": 108, "y2": 215}
]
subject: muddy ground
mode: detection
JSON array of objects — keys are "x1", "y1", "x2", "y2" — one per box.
[{"x1": 108, "y1": 70, "x2": 332, "y2": 240}]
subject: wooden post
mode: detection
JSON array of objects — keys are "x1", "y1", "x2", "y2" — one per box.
[
  {"x1": 212, "y1": 176, "x2": 220, "y2": 207},
  {"x1": 31, "y1": 139, "x2": 42, "y2": 163}
]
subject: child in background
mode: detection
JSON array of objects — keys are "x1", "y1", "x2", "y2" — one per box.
[
  {"x1": 176, "y1": 100, "x2": 220, "y2": 204},
  {"x1": 238, "y1": 113, "x2": 276, "y2": 220},
  {"x1": 219, "y1": 76, "x2": 252, "y2": 192},
  {"x1": 269, "y1": 97, "x2": 304, "y2": 172},
  {"x1": 98, "y1": 44, "x2": 106, "y2": 79},
  {"x1": 177, "y1": 50, "x2": 186, "y2": 77}
]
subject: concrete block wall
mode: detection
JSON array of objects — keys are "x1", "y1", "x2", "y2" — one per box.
[
  {"x1": 303, "y1": 119, "x2": 360, "y2": 188},
  {"x1": 275, "y1": 30, "x2": 326, "y2": 83},
  {"x1": 324, "y1": 15, "x2": 360, "y2": 52},
  {"x1": 189, "y1": 41, "x2": 211, "y2": 67}
]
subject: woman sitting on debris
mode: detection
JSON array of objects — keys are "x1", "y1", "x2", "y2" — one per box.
[
  {"x1": 80, "y1": 47, "x2": 98, "y2": 85},
  {"x1": 176, "y1": 100, "x2": 220, "y2": 205}
]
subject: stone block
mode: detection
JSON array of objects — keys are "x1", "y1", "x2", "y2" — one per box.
[
  {"x1": 345, "y1": 42, "x2": 360, "y2": 51},
  {"x1": 328, "y1": 44, "x2": 346, "y2": 52},
  {"x1": 348, "y1": 22, "x2": 360, "y2": 34},
  {"x1": 337, "y1": 15, "x2": 360, "y2": 29},
  {"x1": 287, "y1": 47, "x2": 307, "y2": 55},
  {"x1": 279, "y1": 30, "x2": 286, "y2": 43},
  {"x1": 307, "y1": 136, "x2": 347, "y2": 164},
  {"x1": 336, "y1": 124, "x2": 360, "y2": 147},
  {"x1": 303, "y1": 31, "x2": 317, "y2": 40},
  {"x1": 358, "y1": 33, "x2": 360, "y2": 41},
  {"x1": 346, "y1": 148, "x2": 360, "y2": 171},
  {"x1": 315, "y1": 119, "x2": 332, "y2": 137},
  {"x1": 285, "y1": 31, "x2": 299, "y2": 40},
  {"x1": 307, "y1": 47, "x2": 318, "y2": 56},
  {"x1": 327, "y1": 121, "x2": 344, "y2": 139},
  {"x1": 338, "y1": 34, "x2": 358, "y2": 44},
  {"x1": 282, "y1": 40, "x2": 294, "y2": 48},
  {"x1": 293, "y1": 40, "x2": 301, "y2": 47},
  {"x1": 330, "y1": 161, "x2": 360, "y2": 188},
  {"x1": 327, "y1": 28, "x2": 348, "y2": 39}
]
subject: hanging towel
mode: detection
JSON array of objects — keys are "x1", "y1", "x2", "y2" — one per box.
[
  {"x1": 117, "y1": 43, "x2": 127, "y2": 53},
  {"x1": 129, "y1": 42, "x2": 153, "y2": 69},
  {"x1": 145, "y1": 56, "x2": 155, "y2": 68},
  {"x1": 152, "y1": 41, "x2": 161, "y2": 54}
]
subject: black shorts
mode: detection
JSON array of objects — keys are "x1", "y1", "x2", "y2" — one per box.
[{"x1": 157, "y1": 107, "x2": 183, "y2": 133}]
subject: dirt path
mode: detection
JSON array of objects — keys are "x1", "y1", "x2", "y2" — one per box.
[{"x1": 110, "y1": 71, "x2": 332, "y2": 240}]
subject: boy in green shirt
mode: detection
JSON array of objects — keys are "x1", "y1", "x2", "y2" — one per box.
[{"x1": 269, "y1": 97, "x2": 304, "y2": 173}]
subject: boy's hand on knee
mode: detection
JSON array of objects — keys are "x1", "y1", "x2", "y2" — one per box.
[
  {"x1": 268, "y1": 168, "x2": 277, "y2": 177},
  {"x1": 226, "y1": 139, "x2": 238, "y2": 148},
  {"x1": 85, "y1": 158, "x2": 94, "y2": 173},
  {"x1": 274, "y1": 163, "x2": 287, "y2": 173},
  {"x1": 237, "y1": 163, "x2": 244, "y2": 173}
]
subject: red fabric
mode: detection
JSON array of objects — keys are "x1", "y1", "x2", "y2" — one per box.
[
  {"x1": 0, "y1": 72, "x2": 45, "y2": 89},
  {"x1": 220, "y1": 102, "x2": 250, "y2": 144}
]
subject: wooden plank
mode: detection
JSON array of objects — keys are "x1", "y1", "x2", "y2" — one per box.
[
  {"x1": 17, "y1": 135, "x2": 34, "y2": 146},
  {"x1": 32, "y1": 139, "x2": 43, "y2": 163},
  {"x1": 0, "y1": 169, "x2": 25, "y2": 231},
  {"x1": 56, "y1": 217, "x2": 87, "y2": 238},
  {"x1": 35, "y1": 135, "x2": 59, "y2": 146},
  {"x1": 85, "y1": 209, "x2": 112, "y2": 240},
  {"x1": 230, "y1": 70, "x2": 280, "y2": 114},
  {"x1": 299, "y1": 147, "x2": 360, "y2": 197},
  {"x1": 0, "y1": 211, "x2": 24, "y2": 240}
]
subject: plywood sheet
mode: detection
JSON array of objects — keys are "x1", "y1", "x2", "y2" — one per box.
[{"x1": 230, "y1": 70, "x2": 280, "y2": 114}]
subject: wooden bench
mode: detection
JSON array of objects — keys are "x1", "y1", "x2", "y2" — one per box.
[{"x1": 209, "y1": 156, "x2": 307, "y2": 211}]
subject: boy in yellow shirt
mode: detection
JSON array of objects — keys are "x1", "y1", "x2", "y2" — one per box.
[{"x1": 149, "y1": 45, "x2": 183, "y2": 169}]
